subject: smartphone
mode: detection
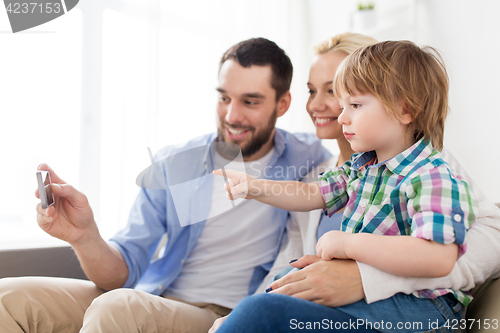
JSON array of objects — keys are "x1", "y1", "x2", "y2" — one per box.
[{"x1": 36, "y1": 170, "x2": 55, "y2": 209}]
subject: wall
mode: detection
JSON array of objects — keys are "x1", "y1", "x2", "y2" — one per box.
[
  {"x1": 415, "y1": 0, "x2": 500, "y2": 203},
  {"x1": 308, "y1": 0, "x2": 500, "y2": 203}
]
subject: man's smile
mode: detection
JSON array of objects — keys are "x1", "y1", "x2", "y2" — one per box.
[{"x1": 226, "y1": 127, "x2": 250, "y2": 140}]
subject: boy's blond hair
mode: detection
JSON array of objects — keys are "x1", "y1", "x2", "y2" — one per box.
[
  {"x1": 313, "y1": 32, "x2": 378, "y2": 57},
  {"x1": 333, "y1": 40, "x2": 449, "y2": 151}
]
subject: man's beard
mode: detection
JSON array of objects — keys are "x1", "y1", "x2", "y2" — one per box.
[{"x1": 217, "y1": 108, "x2": 277, "y2": 158}]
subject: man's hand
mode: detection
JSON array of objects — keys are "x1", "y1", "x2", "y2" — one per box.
[
  {"x1": 35, "y1": 163, "x2": 98, "y2": 246},
  {"x1": 212, "y1": 169, "x2": 259, "y2": 200},
  {"x1": 208, "y1": 315, "x2": 228, "y2": 333},
  {"x1": 35, "y1": 164, "x2": 128, "y2": 290},
  {"x1": 315, "y1": 230, "x2": 353, "y2": 260},
  {"x1": 266, "y1": 255, "x2": 365, "y2": 307}
]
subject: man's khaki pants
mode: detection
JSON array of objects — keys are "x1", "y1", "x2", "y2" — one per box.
[{"x1": 0, "y1": 277, "x2": 231, "y2": 333}]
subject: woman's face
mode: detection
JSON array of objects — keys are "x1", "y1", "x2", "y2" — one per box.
[{"x1": 306, "y1": 51, "x2": 347, "y2": 140}]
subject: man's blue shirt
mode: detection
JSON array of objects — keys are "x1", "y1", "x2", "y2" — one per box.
[{"x1": 109, "y1": 129, "x2": 331, "y2": 296}]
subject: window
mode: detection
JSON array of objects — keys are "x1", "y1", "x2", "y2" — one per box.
[{"x1": 0, "y1": 8, "x2": 82, "y2": 249}]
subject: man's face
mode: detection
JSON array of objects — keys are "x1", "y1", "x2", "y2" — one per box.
[{"x1": 216, "y1": 60, "x2": 280, "y2": 160}]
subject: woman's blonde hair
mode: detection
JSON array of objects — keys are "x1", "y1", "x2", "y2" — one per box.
[
  {"x1": 313, "y1": 32, "x2": 378, "y2": 57},
  {"x1": 333, "y1": 40, "x2": 449, "y2": 151}
]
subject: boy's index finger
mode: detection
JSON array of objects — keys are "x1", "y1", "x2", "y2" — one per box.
[
  {"x1": 212, "y1": 169, "x2": 232, "y2": 177},
  {"x1": 212, "y1": 169, "x2": 223, "y2": 176},
  {"x1": 212, "y1": 169, "x2": 239, "y2": 179}
]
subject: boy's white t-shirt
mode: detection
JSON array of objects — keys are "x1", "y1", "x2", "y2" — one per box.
[{"x1": 165, "y1": 147, "x2": 281, "y2": 309}]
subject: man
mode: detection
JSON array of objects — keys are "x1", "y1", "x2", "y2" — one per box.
[{"x1": 0, "y1": 38, "x2": 331, "y2": 333}]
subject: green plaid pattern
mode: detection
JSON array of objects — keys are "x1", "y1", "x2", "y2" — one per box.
[{"x1": 318, "y1": 138, "x2": 478, "y2": 306}]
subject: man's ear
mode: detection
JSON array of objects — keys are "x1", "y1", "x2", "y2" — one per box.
[{"x1": 276, "y1": 91, "x2": 292, "y2": 118}]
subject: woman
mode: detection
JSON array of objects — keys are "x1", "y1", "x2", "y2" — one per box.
[
  {"x1": 298, "y1": 32, "x2": 378, "y2": 248},
  {"x1": 254, "y1": 33, "x2": 379, "y2": 280}
]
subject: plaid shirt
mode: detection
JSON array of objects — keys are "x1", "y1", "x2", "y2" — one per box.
[{"x1": 318, "y1": 138, "x2": 478, "y2": 306}]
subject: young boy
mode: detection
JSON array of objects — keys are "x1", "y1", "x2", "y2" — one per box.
[{"x1": 214, "y1": 41, "x2": 478, "y2": 328}]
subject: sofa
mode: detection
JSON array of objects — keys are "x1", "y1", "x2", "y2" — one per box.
[
  {"x1": 0, "y1": 245, "x2": 498, "y2": 332},
  {"x1": 466, "y1": 278, "x2": 500, "y2": 332},
  {"x1": 0, "y1": 246, "x2": 86, "y2": 280}
]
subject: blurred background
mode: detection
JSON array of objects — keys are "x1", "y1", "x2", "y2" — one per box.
[{"x1": 1, "y1": 0, "x2": 499, "y2": 249}]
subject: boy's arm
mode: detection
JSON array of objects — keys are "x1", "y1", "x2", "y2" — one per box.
[
  {"x1": 357, "y1": 147, "x2": 496, "y2": 303},
  {"x1": 317, "y1": 231, "x2": 458, "y2": 277},
  {"x1": 358, "y1": 189, "x2": 500, "y2": 303},
  {"x1": 212, "y1": 169, "x2": 326, "y2": 211}
]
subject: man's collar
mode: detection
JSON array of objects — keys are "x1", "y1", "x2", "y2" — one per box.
[
  {"x1": 203, "y1": 132, "x2": 220, "y2": 173},
  {"x1": 269, "y1": 128, "x2": 286, "y2": 165}
]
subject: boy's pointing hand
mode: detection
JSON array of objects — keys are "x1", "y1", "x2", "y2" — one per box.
[{"x1": 212, "y1": 169, "x2": 259, "y2": 200}]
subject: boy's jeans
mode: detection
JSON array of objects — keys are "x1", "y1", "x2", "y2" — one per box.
[{"x1": 265, "y1": 266, "x2": 463, "y2": 333}]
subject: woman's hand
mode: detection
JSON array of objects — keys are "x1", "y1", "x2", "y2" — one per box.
[
  {"x1": 35, "y1": 163, "x2": 99, "y2": 246},
  {"x1": 266, "y1": 255, "x2": 365, "y2": 307},
  {"x1": 212, "y1": 169, "x2": 260, "y2": 200},
  {"x1": 315, "y1": 230, "x2": 353, "y2": 260}
]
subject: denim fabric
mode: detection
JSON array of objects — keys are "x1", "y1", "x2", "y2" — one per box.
[
  {"x1": 217, "y1": 293, "x2": 378, "y2": 333},
  {"x1": 316, "y1": 212, "x2": 343, "y2": 239},
  {"x1": 217, "y1": 293, "x2": 463, "y2": 333},
  {"x1": 268, "y1": 266, "x2": 299, "y2": 286},
  {"x1": 335, "y1": 292, "x2": 464, "y2": 333}
]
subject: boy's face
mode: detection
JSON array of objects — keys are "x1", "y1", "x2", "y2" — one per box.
[{"x1": 337, "y1": 91, "x2": 414, "y2": 162}]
